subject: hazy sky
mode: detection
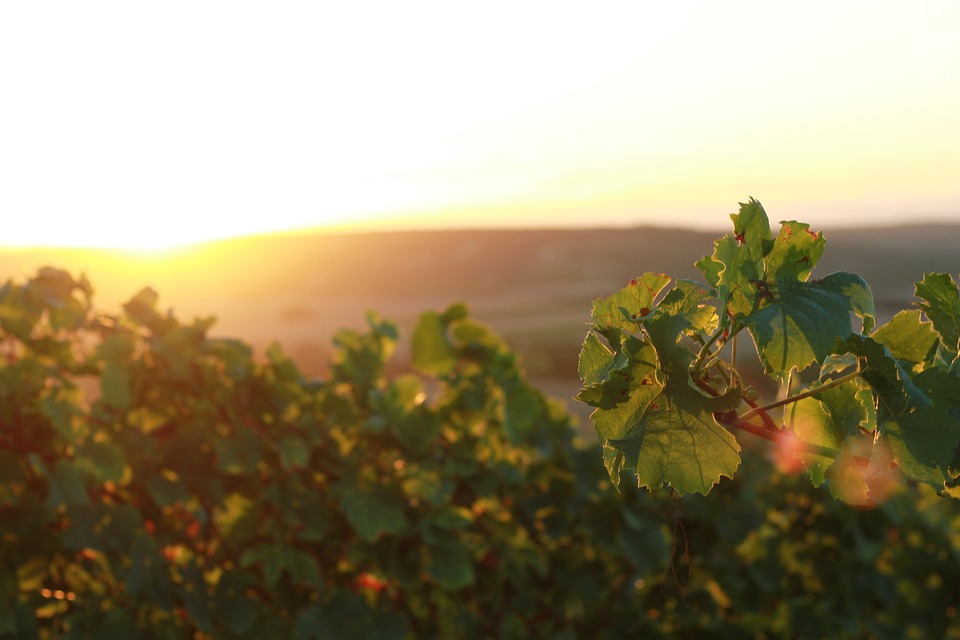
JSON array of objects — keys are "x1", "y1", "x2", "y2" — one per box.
[{"x1": 2, "y1": 1, "x2": 959, "y2": 249}]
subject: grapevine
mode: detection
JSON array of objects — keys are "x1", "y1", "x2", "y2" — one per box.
[
  {"x1": 578, "y1": 198, "x2": 960, "y2": 501},
  {"x1": 2, "y1": 255, "x2": 960, "y2": 636}
]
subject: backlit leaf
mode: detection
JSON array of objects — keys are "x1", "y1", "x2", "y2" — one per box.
[
  {"x1": 872, "y1": 309, "x2": 939, "y2": 369},
  {"x1": 412, "y1": 311, "x2": 457, "y2": 376},
  {"x1": 915, "y1": 272, "x2": 960, "y2": 356},
  {"x1": 743, "y1": 272, "x2": 874, "y2": 380},
  {"x1": 589, "y1": 272, "x2": 671, "y2": 330}
]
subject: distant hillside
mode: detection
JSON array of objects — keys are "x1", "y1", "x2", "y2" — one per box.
[{"x1": 2, "y1": 223, "x2": 958, "y2": 420}]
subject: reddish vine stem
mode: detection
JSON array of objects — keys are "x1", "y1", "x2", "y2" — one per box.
[
  {"x1": 694, "y1": 375, "x2": 839, "y2": 459},
  {"x1": 738, "y1": 369, "x2": 861, "y2": 425},
  {"x1": 722, "y1": 417, "x2": 838, "y2": 459}
]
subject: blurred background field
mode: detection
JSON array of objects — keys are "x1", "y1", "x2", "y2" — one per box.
[{"x1": 2, "y1": 223, "x2": 957, "y2": 426}]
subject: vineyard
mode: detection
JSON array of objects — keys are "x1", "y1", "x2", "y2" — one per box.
[{"x1": 1, "y1": 200, "x2": 959, "y2": 638}]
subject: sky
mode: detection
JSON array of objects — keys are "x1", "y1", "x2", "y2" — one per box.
[{"x1": 2, "y1": 1, "x2": 959, "y2": 249}]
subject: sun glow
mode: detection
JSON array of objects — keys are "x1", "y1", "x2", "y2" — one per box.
[{"x1": 2, "y1": 2, "x2": 959, "y2": 250}]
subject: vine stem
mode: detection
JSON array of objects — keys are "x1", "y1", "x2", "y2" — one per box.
[
  {"x1": 724, "y1": 418, "x2": 839, "y2": 459},
  {"x1": 738, "y1": 368, "x2": 862, "y2": 424},
  {"x1": 692, "y1": 324, "x2": 729, "y2": 375},
  {"x1": 730, "y1": 334, "x2": 738, "y2": 387}
]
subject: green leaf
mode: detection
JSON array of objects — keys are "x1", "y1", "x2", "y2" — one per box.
[
  {"x1": 578, "y1": 332, "x2": 629, "y2": 389},
  {"x1": 915, "y1": 272, "x2": 960, "y2": 356},
  {"x1": 100, "y1": 362, "x2": 132, "y2": 410},
  {"x1": 577, "y1": 332, "x2": 648, "y2": 410},
  {"x1": 764, "y1": 220, "x2": 825, "y2": 283},
  {"x1": 427, "y1": 539, "x2": 475, "y2": 590},
  {"x1": 339, "y1": 486, "x2": 409, "y2": 542},
  {"x1": 214, "y1": 424, "x2": 263, "y2": 475},
  {"x1": 786, "y1": 380, "x2": 871, "y2": 486},
  {"x1": 657, "y1": 279, "x2": 718, "y2": 337},
  {"x1": 589, "y1": 272, "x2": 672, "y2": 330},
  {"x1": 730, "y1": 197, "x2": 772, "y2": 259},
  {"x1": 412, "y1": 311, "x2": 457, "y2": 376},
  {"x1": 401, "y1": 469, "x2": 453, "y2": 506},
  {"x1": 743, "y1": 272, "x2": 875, "y2": 380},
  {"x1": 40, "y1": 386, "x2": 86, "y2": 441},
  {"x1": 609, "y1": 386, "x2": 741, "y2": 495},
  {"x1": 241, "y1": 545, "x2": 320, "y2": 589},
  {"x1": 842, "y1": 335, "x2": 931, "y2": 421},
  {"x1": 503, "y1": 382, "x2": 540, "y2": 442},
  {"x1": 75, "y1": 440, "x2": 127, "y2": 483},
  {"x1": 46, "y1": 459, "x2": 89, "y2": 508},
  {"x1": 97, "y1": 330, "x2": 137, "y2": 409},
  {"x1": 872, "y1": 309, "x2": 939, "y2": 369},
  {"x1": 593, "y1": 310, "x2": 742, "y2": 495},
  {"x1": 145, "y1": 472, "x2": 191, "y2": 507},
  {"x1": 0, "y1": 284, "x2": 42, "y2": 340},
  {"x1": 0, "y1": 601, "x2": 18, "y2": 635},
  {"x1": 842, "y1": 335, "x2": 960, "y2": 487},
  {"x1": 441, "y1": 302, "x2": 469, "y2": 324},
  {"x1": 123, "y1": 287, "x2": 162, "y2": 329},
  {"x1": 883, "y1": 368, "x2": 960, "y2": 486},
  {"x1": 293, "y1": 591, "x2": 408, "y2": 640},
  {"x1": 214, "y1": 492, "x2": 259, "y2": 542},
  {"x1": 275, "y1": 432, "x2": 311, "y2": 470},
  {"x1": 696, "y1": 199, "x2": 771, "y2": 319},
  {"x1": 100, "y1": 608, "x2": 140, "y2": 640}
]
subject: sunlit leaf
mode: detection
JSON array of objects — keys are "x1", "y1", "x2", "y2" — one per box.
[
  {"x1": 412, "y1": 311, "x2": 457, "y2": 376},
  {"x1": 915, "y1": 272, "x2": 960, "y2": 356},
  {"x1": 872, "y1": 309, "x2": 939, "y2": 368},
  {"x1": 589, "y1": 272, "x2": 671, "y2": 330},
  {"x1": 743, "y1": 272, "x2": 874, "y2": 380}
]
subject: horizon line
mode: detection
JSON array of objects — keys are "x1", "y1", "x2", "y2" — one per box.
[{"x1": 2, "y1": 216, "x2": 959, "y2": 253}]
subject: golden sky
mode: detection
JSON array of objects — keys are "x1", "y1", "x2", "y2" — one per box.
[{"x1": 2, "y1": 1, "x2": 959, "y2": 249}]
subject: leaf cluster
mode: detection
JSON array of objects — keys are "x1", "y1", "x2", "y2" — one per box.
[
  {"x1": 579, "y1": 199, "x2": 960, "y2": 501},
  {"x1": 1, "y1": 267, "x2": 960, "y2": 637},
  {"x1": 0, "y1": 269, "x2": 670, "y2": 639}
]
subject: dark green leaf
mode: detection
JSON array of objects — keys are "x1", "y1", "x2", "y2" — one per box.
[
  {"x1": 340, "y1": 486, "x2": 409, "y2": 542},
  {"x1": 883, "y1": 368, "x2": 960, "y2": 486},
  {"x1": 744, "y1": 272, "x2": 874, "y2": 380},
  {"x1": 915, "y1": 272, "x2": 960, "y2": 356},
  {"x1": 427, "y1": 539, "x2": 475, "y2": 590}
]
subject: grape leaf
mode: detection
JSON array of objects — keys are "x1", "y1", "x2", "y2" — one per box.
[
  {"x1": 98, "y1": 331, "x2": 136, "y2": 409},
  {"x1": 577, "y1": 332, "x2": 632, "y2": 409},
  {"x1": 427, "y1": 539, "x2": 475, "y2": 590},
  {"x1": 412, "y1": 311, "x2": 457, "y2": 376},
  {"x1": 657, "y1": 279, "x2": 718, "y2": 337},
  {"x1": 764, "y1": 221, "x2": 825, "y2": 282},
  {"x1": 730, "y1": 197, "x2": 774, "y2": 259},
  {"x1": 786, "y1": 381, "x2": 871, "y2": 486},
  {"x1": 594, "y1": 307, "x2": 741, "y2": 495},
  {"x1": 915, "y1": 272, "x2": 960, "y2": 356},
  {"x1": 882, "y1": 368, "x2": 960, "y2": 486},
  {"x1": 697, "y1": 233, "x2": 761, "y2": 319},
  {"x1": 605, "y1": 384, "x2": 741, "y2": 495},
  {"x1": 842, "y1": 335, "x2": 960, "y2": 486},
  {"x1": 696, "y1": 199, "x2": 771, "y2": 320},
  {"x1": 241, "y1": 544, "x2": 320, "y2": 589},
  {"x1": 743, "y1": 272, "x2": 875, "y2": 380},
  {"x1": 872, "y1": 309, "x2": 939, "y2": 369},
  {"x1": 339, "y1": 486, "x2": 409, "y2": 542},
  {"x1": 842, "y1": 335, "x2": 930, "y2": 420},
  {"x1": 590, "y1": 272, "x2": 671, "y2": 330}
]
